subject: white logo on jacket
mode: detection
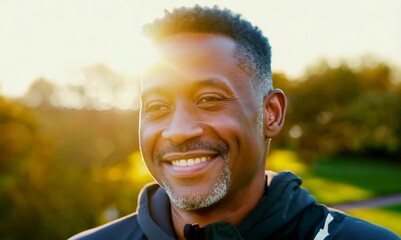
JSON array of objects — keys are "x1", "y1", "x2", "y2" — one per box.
[{"x1": 314, "y1": 213, "x2": 334, "y2": 240}]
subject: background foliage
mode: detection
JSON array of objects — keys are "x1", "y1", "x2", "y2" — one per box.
[{"x1": 1, "y1": 58, "x2": 400, "y2": 239}]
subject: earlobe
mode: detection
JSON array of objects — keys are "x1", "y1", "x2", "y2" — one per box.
[{"x1": 264, "y1": 89, "x2": 287, "y2": 138}]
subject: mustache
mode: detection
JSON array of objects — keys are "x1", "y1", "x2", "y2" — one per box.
[{"x1": 155, "y1": 139, "x2": 229, "y2": 159}]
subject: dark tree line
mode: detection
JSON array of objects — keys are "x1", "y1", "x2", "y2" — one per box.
[{"x1": 273, "y1": 59, "x2": 401, "y2": 162}]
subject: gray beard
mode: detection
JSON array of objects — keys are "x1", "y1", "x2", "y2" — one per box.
[{"x1": 161, "y1": 159, "x2": 231, "y2": 211}]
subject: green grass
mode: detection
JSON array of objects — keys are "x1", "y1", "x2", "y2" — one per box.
[
  {"x1": 268, "y1": 151, "x2": 401, "y2": 205},
  {"x1": 381, "y1": 204, "x2": 401, "y2": 212},
  {"x1": 346, "y1": 204, "x2": 401, "y2": 236},
  {"x1": 311, "y1": 156, "x2": 401, "y2": 195},
  {"x1": 268, "y1": 151, "x2": 401, "y2": 236}
]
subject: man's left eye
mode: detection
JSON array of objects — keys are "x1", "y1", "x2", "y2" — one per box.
[{"x1": 197, "y1": 96, "x2": 221, "y2": 104}]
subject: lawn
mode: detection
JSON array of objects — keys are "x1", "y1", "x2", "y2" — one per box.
[
  {"x1": 267, "y1": 151, "x2": 401, "y2": 205},
  {"x1": 308, "y1": 156, "x2": 401, "y2": 197},
  {"x1": 346, "y1": 204, "x2": 401, "y2": 236},
  {"x1": 267, "y1": 150, "x2": 401, "y2": 235}
]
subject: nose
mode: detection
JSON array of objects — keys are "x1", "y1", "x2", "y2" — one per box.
[{"x1": 162, "y1": 105, "x2": 204, "y2": 144}]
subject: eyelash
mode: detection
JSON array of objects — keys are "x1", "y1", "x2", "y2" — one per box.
[
  {"x1": 197, "y1": 96, "x2": 220, "y2": 104},
  {"x1": 144, "y1": 93, "x2": 228, "y2": 113},
  {"x1": 196, "y1": 94, "x2": 225, "y2": 105},
  {"x1": 145, "y1": 102, "x2": 170, "y2": 112}
]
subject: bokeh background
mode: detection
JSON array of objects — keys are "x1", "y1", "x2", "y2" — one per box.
[{"x1": 1, "y1": 0, "x2": 400, "y2": 239}]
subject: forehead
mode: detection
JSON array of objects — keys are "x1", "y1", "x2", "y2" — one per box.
[
  {"x1": 156, "y1": 33, "x2": 236, "y2": 57},
  {"x1": 142, "y1": 33, "x2": 242, "y2": 89}
]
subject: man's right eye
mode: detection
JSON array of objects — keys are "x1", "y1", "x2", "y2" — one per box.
[{"x1": 145, "y1": 102, "x2": 170, "y2": 112}]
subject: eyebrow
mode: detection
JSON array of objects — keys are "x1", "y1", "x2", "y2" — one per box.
[
  {"x1": 195, "y1": 78, "x2": 232, "y2": 92},
  {"x1": 141, "y1": 77, "x2": 233, "y2": 100},
  {"x1": 140, "y1": 86, "x2": 167, "y2": 101}
]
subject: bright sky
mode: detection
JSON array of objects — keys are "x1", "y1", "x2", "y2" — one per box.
[{"x1": 1, "y1": 0, "x2": 400, "y2": 97}]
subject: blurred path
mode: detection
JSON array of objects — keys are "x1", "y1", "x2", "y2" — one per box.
[{"x1": 331, "y1": 193, "x2": 401, "y2": 211}]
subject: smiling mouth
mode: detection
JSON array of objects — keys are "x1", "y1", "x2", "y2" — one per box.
[{"x1": 171, "y1": 156, "x2": 213, "y2": 167}]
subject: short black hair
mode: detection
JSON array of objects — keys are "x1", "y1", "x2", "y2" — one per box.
[{"x1": 143, "y1": 5, "x2": 273, "y2": 99}]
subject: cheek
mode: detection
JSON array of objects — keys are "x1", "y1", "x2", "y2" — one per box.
[
  {"x1": 139, "y1": 121, "x2": 163, "y2": 173},
  {"x1": 203, "y1": 107, "x2": 259, "y2": 138},
  {"x1": 203, "y1": 111, "x2": 261, "y2": 150},
  {"x1": 203, "y1": 110, "x2": 264, "y2": 172},
  {"x1": 140, "y1": 118, "x2": 164, "y2": 148}
]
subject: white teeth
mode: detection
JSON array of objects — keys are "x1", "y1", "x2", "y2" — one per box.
[{"x1": 171, "y1": 156, "x2": 212, "y2": 166}]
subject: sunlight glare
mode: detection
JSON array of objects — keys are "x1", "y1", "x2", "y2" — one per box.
[{"x1": 134, "y1": 35, "x2": 159, "y2": 74}]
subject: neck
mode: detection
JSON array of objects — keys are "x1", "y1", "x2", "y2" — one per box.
[{"x1": 171, "y1": 170, "x2": 266, "y2": 240}]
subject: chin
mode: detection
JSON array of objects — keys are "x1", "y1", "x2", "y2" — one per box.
[{"x1": 163, "y1": 165, "x2": 231, "y2": 211}]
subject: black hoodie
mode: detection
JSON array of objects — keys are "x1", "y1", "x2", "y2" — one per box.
[{"x1": 70, "y1": 171, "x2": 400, "y2": 240}]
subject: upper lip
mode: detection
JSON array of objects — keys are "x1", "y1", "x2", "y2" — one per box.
[{"x1": 162, "y1": 150, "x2": 218, "y2": 161}]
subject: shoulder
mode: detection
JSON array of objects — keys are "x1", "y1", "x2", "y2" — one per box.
[
  {"x1": 330, "y1": 212, "x2": 400, "y2": 240},
  {"x1": 69, "y1": 213, "x2": 145, "y2": 240}
]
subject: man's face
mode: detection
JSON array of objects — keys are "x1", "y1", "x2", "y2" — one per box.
[{"x1": 139, "y1": 33, "x2": 266, "y2": 210}]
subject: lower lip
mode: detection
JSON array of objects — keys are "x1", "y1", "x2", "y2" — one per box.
[{"x1": 166, "y1": 158, "x2": 218, "y2": 178}]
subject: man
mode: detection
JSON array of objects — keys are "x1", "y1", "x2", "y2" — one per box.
[{"x1": 71, "y1": 5, "x2": 400, "y2": 240}]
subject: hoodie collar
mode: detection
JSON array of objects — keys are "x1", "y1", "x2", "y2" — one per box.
[
  {"x1": 237, "y1": 171, "x2": 316, "y2": 238},
  {"x1": 137, "y1": 171, "x2": 316, "y2": 239},
  {"x1": 137, "y1": 183, "x2": 176, "y2": 239}
]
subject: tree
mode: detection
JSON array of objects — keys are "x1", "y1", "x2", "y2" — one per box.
[
  {"x1": 286, "y1": 59, "x2": 401, "y2": 161},
  {"x1": 24, "y1": 77, "x2": 56, "y2": 107}
]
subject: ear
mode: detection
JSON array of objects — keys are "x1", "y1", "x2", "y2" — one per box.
[{"x1": 263, "y1": 89, "x2": 287, "y2": 138}]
